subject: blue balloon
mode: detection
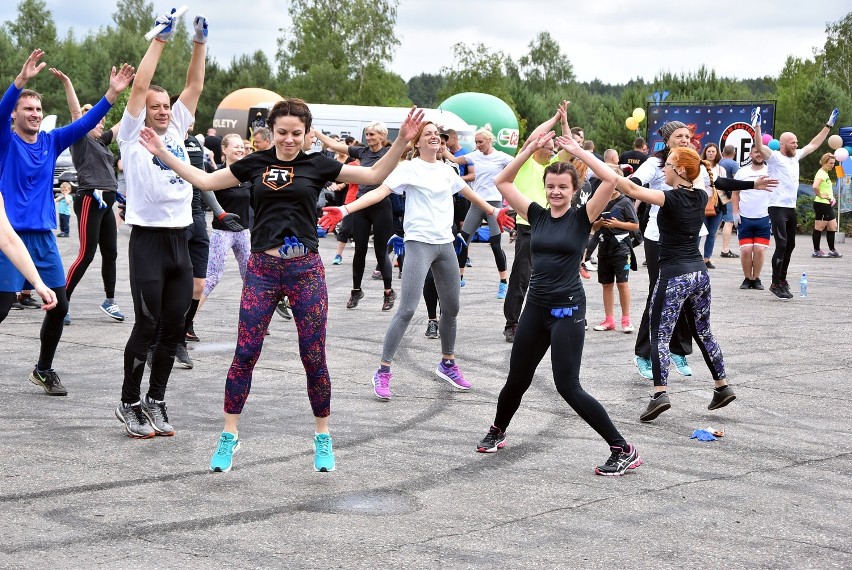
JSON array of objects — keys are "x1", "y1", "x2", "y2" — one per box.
[
  {"x1": 844, "y1": 146, "x2": 852, "y2": 155},
  {"x1": 768, "y1": 139, "x2": 781, "y2": 151}
]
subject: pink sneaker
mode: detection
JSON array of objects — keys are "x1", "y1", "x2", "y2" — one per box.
[
  {"x1": 592, "y1": 319, "x2": 616, "y2": 331},
  {"x1": 372, "y1": 369, "x2": 392, "y2": 400},
  {"x1": 621, "y1": 316, "x2": 635, "y2": 333},
  {"x1": 435, "y1": 362, "x2": 471, "y2": 390}
]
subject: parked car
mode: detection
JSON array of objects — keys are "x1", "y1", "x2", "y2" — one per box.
[{"x1": 53, "y1": 148, "x2": 77, "y2": 194}]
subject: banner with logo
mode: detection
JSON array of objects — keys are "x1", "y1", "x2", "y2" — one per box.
[{"x1": 646, "y1": 102, "x2": 776, "y2": 167}]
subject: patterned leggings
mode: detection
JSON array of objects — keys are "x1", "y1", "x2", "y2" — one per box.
[
  {"x1": 649, "y1": 270, "x2": 725, "y2": 387},
  {"x1": 224, "y1": 251, "x2": 331, "y2": 417},
  {"x1": 203, "y1": 229, "x2": 251, "y2": 298}
]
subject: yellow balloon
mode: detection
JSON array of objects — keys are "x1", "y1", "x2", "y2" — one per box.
[
  {"x1": 625, "y1": 117, "x2": 639, "y2": 130},
  {"x1": 632, "y1": 108, "x2": 646, "y2": 122},
  {"x1": 828, "y1": 134, "x2": 843, "y2": 150}
]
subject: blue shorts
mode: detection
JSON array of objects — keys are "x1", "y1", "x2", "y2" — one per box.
[
  {"x1": 737, "y1": 216, "x2": 771, "y2": 247},
  {"x1": 0, "y1": 231, "x2": 65, "y2": 292},
  {"x1": 720, "y1": 202, "x2": 734, "y2": 223}
]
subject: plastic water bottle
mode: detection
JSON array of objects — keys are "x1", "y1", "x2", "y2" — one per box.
[{"x1": 800, "y1": 273, "x2": 808, "y2": 297}]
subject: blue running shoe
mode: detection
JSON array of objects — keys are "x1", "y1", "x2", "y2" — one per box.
[
  {"x1": 314, "y1": 433, "x2": 335, "y2": 472},
  {"x1": 210, "y1": 432, "x2": 241, "y2": 473},
  {"x1": 497, "y1": 282, "x2": 508, "y2": 299},
  {"x1": 460, "y1": 276, "x2": 466, "y2": 288},
  {"x1": 332, "y1": 254, "x2": 343, "y2": 265},
  {"x1": 100, "y1": 299, "x2": 125, "y2": 322},
  {"x1": 672, "y1": 354, "x2": 693, "y2": 376}
]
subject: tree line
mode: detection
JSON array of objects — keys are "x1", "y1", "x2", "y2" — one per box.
[{"x1": 2, "y1": 0, "x2": 851, "y2": 180}]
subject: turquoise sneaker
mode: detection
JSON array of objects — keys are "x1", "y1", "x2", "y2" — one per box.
[
  {"x1": 210, "y1": 432, "x2": 240, "y2": 473},
  {"x1": 672, "y1": 354, "x2": 693, "y2": 376},
  {"x1": 633, "y1": 356, "x2": 653, "y2": 380},
  {"x1": 497, "y1": 282, "x2": 508, "y2": 299},
  {"x1": 314, "y1": 433, "x2": 335, "y2": 472}
]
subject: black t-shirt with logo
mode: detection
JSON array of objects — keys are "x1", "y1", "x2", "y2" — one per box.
[
  {"x1": 229, "y1": 149, "x2": 343, "y2": 253},
  {"x1": 526, "y1": 202, "x2": 592, "y2": 308},
  {"x1": 657, "y1": 186, "x2": 707, "y2": 279},
  {"x1": 618, "y1": 150, "x2": 649, "y2": 172}
]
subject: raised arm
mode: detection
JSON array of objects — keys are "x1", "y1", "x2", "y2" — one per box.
[
  {"x1": 751, "y1": 108, "x2": 772, "y2": 161},
  {"x1": 49, "y1": 68, "x2": 81, "y2": 121},
  {"x1": 521, "y1": 102, "x2": 565, "y2": 151},
  {"x1": 138, "y1": 126, "x2": 240, "y2": 191},
  {"x1": 126, "y1": 40, "x2": 167, "y2": 117},
  {"x1": 13, "y1": 49, "x2": 46, "y2": 90},
  {"x1": 177, "y1": 15, "x2": 209, "y2": 115},
  {"x1": 313, "y1": 130, "x2": 349, "y2": 155},
  {"x1": 553, "y1": 135, "x2": 617, "y2": 221},
  {"x1": 336, "y1": 107, "x2": 425, "y2": 185},
  {"x1": 493, "y1": 133, "x2": 549, "y2": 220}
]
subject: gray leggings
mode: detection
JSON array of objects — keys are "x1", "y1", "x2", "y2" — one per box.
[{"x1": 381, "y1": 241, "x2": 460, "y2": 362}]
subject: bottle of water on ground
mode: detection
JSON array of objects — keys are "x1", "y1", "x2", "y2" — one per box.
[{"x1": 800, "y1": 273, "x2": 808, "y2": 297}]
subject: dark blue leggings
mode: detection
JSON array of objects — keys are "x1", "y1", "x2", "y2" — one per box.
[{"x1": 224, "y1": 252, "x2": 331, "y2": 417}]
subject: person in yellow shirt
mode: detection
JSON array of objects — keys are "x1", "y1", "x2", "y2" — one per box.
[{"x1": 811, "y1": 153, "x2": 842, "y2": 258}]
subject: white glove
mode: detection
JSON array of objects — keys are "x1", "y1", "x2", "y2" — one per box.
[
  {"x1": 827, "y1": 108, "x2": 840, "y2": 128},
  {"x1": 750, "y1": 106, "x2": 761, "y2": 129},
  {"x1": 154, "y1": 9, "x2": 176, "y2": 42},
  {"x1": 192, "y1": 15, "x2": 208, "y2": 44}
]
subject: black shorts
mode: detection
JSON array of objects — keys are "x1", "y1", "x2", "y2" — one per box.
[
  {"x1": 597, "y1": 250, "x2": 631, "y2": 284},
  {"x1": 186, "y1": 211, "x2": 210, "y2": 278},
  {"x1": 813, "y1": 201, "x2": 836, "y2": 221}
]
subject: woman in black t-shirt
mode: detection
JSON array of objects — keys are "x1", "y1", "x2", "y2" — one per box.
[
  {"x1": 139, "y1": 99, "x2": 424, "y2": 475},
  {"x1": 614, "y1": 147, "x2": 741, "y2": 422},
  {"x1": 477, "y1": 130, "x2": 642, "y2": 477}
]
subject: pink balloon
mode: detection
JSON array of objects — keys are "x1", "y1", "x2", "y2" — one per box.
[
  {"x1": 834, "y1": 148, "x2": 850, "y2": 162},
  {"x1": 761, "y1": 133, "x2": 772, "y2": 145}
]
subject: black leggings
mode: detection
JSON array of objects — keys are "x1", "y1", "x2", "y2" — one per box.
[
  {"x1": 423, "y1": 269, "x2": 439, "y2": 320},
  {"x1": 0, "y1": 287, "x2": 69, "y2": 370},
  {"x1": 457, "y1": 231, "x2": 507, "y2": 272},
  {"x1": 65, "y1": 191, "x2": 118, "y2": 300},
  {"x1": 635, "y1": 238, "x2": 693, "y2": 358},
  {"x1": 352, "y1": 197, "x2": 393, "y2": 290},
  {"x1": 122, "y1": 227, "x2": 193, "y2": 403},
  {"x1": 768, "y1": 206, "x2": 797, "y2": 283},
  {"x1": 493, "y1": 302, "x2": 627, "y2": 449}
]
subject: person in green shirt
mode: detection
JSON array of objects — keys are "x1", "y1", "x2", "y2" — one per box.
[{"x1": 811, "y1": 153, "x2": 842, "y2": 258}]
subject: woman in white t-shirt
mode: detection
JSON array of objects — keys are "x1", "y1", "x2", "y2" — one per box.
[
  {"x1": 320, "y1": 122, "x2": 513, "y2": 401},
  {"x1": 444, "y1": 125, "x2": 514, "y2": 297},
  {"x1": 700, "y1": 143, "x2": 727, "y2": 267}
]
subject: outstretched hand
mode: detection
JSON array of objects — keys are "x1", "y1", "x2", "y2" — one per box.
[
  {"x1": 387, "y1": 235, "x2": 405, "y2": 256},
  {"x1": 494, "y1": 208, "x2": 516, "y2": 232},
  {"x1": 139, "y1": 127, "x2": 167, "y2": 156},
  {"x1": 192, "y1": 15, "x2": 208, "y2": 44},
  {"x1": 217, "y1": 212, "x2": 244, "y2": 232},
  {"x1": 318, "y1": 206, "x2": 345, "y2": 232},
  {"x1": 827, "y1": 108, "x2": 840, "y2": 128},
  {"x1": 109, "y1": 63, "x2": 135, "y2": 94},
  {"x1": 48, "y1": 68, "x2": 71, "y2": 85},
  {"x1": 398, "y1": 106, "x2": 426, "y2": 143},
  {"x1": 754, "y1": 176, "x2": 778, "y2": 191},
  {"x1": 558, "y1": 100, "x2": 571, "y2": 133},
  {"x1": 154, "y1": 9, "x2": 177, "y2": 42},
  {"x1": 555, "y1": 134, "x2": 581, "y2": 155},
  {"x1": 18, "y1": 49, "x2": 46, "y2": 84},
  {"x1": 750, "y1": 106, "x2": 761, "y2": 129}
]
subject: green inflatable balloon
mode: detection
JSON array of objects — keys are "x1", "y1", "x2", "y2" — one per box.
[{"x1": 438, "y1": 92, "x2": 519, "y2": 155}]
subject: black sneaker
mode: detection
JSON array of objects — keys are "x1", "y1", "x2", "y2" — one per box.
[
  {"x1": 595, "y1": 444, "x2": 642, "y2": 476},
  {"x1": 708, "y1": 385, "x2": 736, "y2": 410},
  {"x1": 640, "y1": 392, "x2": 671, "y2": 422},
  {"x1": 503, "y1": 324, "x2": 517, "y2": 343},
  {"x1": 140, "y1": 395, "x2": 175, "y2": 436},
  {"x1": 275, "y1": 296, "x2": 293, "y2": 320},
  {"x1": 29, "y1": 367, "x2": 68, "y2": 396},
  {"x1": 780, "y1": 281, "x2": 794, "y2": 299},
  {"x1": 115, "y1": 402, "x2": 155, "y2": 439},
  {"x1": 10, "y1": 300, "x2": 24, "y2": 310},
  {"x1": 705, "y1": 260, "x2": 715, "y2": 269},
  {"x1": 175, "y1": 344, "x2": 194, "y2": 369},
  {"x1": 18, "y1": 295, "x2": 40, "y2": 309},
  {"x1": 740, "y1": 278, "x2": 752, "y2": 290},
  {"x1": 769, "y1": 282, "x2": 789, "y2": 299},
  {"x1": 476, "y1": 425, "x2": 506, "y2": 453},
  {"x1": 750, "y1": 278, "x2": 764, "y2": 290},
  {"x1": 346, "y1": 289, "x2": 364, "y2": 309},
  {"x1": 381, "y1": 289, "x2": 396, "y2": 311},
  {"x1": 425, "y1": 319, "x2": 439, "y2": 339},
  {"x1": 720, "y1": 250, "x2": 740, "y2": 258},
  {"x1": 185, "y1": 324, "x2": 200, "y2": 342}
]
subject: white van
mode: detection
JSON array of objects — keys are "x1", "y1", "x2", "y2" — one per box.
[{"x1": 306, "y1": 104, "x2": 476, "y2": 152}]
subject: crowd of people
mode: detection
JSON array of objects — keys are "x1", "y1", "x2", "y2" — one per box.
[{"x1": 1, "y1": 10, "x2": 846, "y2": 479}]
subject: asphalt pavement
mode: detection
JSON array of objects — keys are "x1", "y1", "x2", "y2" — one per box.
[{"x1": 1, "y1": 219, "x2": 850, "y2": 569}]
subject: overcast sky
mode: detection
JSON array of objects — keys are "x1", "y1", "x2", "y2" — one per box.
[{"x1": 1, "y1": 1, "x2": 846, "y2": 85}]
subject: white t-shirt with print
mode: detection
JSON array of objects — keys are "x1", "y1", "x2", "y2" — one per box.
[
  {"x1": 463, "y1": 149, "x2": 513, "y2": 201},
  {"x1": 119, "y1": 100, "x2": 194, "y2": 227},
  {"x1": 384, "y1": 158, "x2": 466, "y2": 244},
  {"x1": 734, "y1": 165, "x2": 770, "y2": 218},
  {"x1": 766, "y1": 149, "x2": 804, "y2": 208}
]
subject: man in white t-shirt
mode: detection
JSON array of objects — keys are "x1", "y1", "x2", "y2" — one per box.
[
  {"x1": 732, "y1": 147, "x2": 771, "y2": 290},
  {"x1": 115, "y1": 10, "x2": 209, "y2": 439},
  {"x1": 753, "y1": 108, "x2": 836, "y2": 299}
]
